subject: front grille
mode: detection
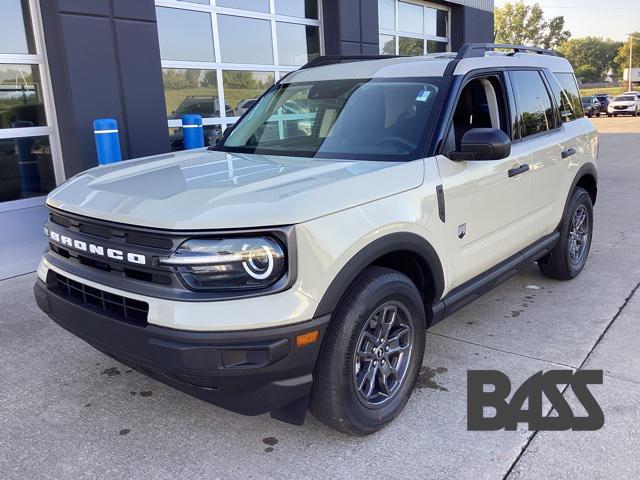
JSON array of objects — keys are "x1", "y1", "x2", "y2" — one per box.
[
  {"x1": 614, "y1": 105, "x2": 627, "y2": 110},
  {"x1": 47, "y1": 209, "x2": 175, "y2": 287},
  {"x1": 49, "y1": 212, "x2": 174, "y2": 249},
  {"x1": 49, "y1": 271, "x2": 149, "y2": 326}
]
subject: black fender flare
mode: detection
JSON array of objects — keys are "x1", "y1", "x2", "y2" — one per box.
[
  {"x1": 313, "y1": 232, "x2": 445, "y2": 318},
  {"x1": 558, "y1": 163, "x2": 598, "y2": 229}
]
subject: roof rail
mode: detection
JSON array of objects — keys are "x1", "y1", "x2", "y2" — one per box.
[
  {"x1": 299, "y1": 54, "x2": 400, "y2": 70},
  {"x1": 456, "y1": 43, "x2": 557, "y2": 59}
]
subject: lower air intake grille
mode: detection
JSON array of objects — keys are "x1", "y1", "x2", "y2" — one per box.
[{"x1": 49, "y1": 271, "x2": 149, "y2": 326}]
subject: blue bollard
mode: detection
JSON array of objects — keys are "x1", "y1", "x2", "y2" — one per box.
[
  {"x1": 93, "y1": 118, "x2": 122, "y2": 164},
  {"x1": 182, "y1": 114, "x2": 204, "y2": 149}
]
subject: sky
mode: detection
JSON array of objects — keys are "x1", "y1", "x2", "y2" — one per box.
[{"x1": 494, "y1": 0, "x2": 640, "y2": 42}]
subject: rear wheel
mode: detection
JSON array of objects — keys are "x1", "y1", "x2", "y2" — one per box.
[
  {"x1": 539, "y1": 187, "x2": 593, "y2": 280},
  {"x1": 310, "y1": 266, "x2": 426, "y2": 436}
]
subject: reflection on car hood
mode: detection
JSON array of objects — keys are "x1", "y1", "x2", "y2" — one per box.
[
  {"x1": 609, "y1": 100, "x2": 635, "y2": 106},
  {"x1": 47, "y1": 149, "x2": 424, "y2": 229}
]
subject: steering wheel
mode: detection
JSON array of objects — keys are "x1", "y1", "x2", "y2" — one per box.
[{"x1": 375, "y1": 136, "x2": 416, "y2": 151}]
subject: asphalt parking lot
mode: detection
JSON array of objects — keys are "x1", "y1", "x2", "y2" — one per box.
[{"x1": 1, "y1": 116, "x2": 639, "y2": 480}]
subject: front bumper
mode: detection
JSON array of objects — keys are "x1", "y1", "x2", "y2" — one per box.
[
  {"x1": 34, "y1": 278, "x2": 330, "y2": 420},
  {"x1": 608, "y1": 106, "x2": 636, "y2": 114}
]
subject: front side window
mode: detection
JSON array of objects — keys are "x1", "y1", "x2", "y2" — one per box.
[
  {"x1": 221, "y1": 77, "x2": 445, "y2": 161},
  {"x1": 510, "y1": 71, "x2": 554, "y2": 138}
]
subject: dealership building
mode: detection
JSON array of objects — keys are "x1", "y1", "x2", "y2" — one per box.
[{"x1": 0, "y1": 0, "x2": 493, "y2": 280}]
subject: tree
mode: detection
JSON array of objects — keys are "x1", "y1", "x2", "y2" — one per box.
[
  {"x1": 557, "y1": 37, "x2": 622, "y2": 83},
  {"x1": 613, "y1": 32, "x2": 640, "y2": 81},
  {"x1": 494, "y1": 1, "x2": 570, "y2": 50}
]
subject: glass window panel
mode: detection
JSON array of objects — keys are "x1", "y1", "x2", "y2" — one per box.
[
  {"x1": 436, "y1": 9, "x2": 448, "y2": 37},
  {"x1": 379, "y1": 35, "x2": 396, "y2": 55},
  {"x1": 398, "y1": 37, "x2": 423, "y2": 56},
  {"x1": 0, "y1": 0, "x2": 34, "y2": 54},
  {"x1": 427, "y1": 40, "x2": 447, "y2": 53},
  {"x1": 218, "y1": 15, "x2": 273, "y2": 64},
  {"x1": 156, "y1": 7, "x2": 215, "y2": 62},
  {"x1": 378, "y1": 0, "x2": 395, "y2": 30},
  {"x1": 217, "y1": 0, "x2": 270, "y2": 13},
  {"x1": 276, "y1": 23, "x2": 320, "y2": 66},
  {"x1": 275, "y1": 0, "x2": 318, "y2": 19},
  {"x1": 169, "y1": 125, "x2": 222, "y2": 152},
  {"x1": 162, "y1": 69, "x2": 223, "y2": 119},
  {"x1": 0, "y1": 135, "x2": 55, "y2": 202},
  {"x1": 222, "y1": 71, "x2": 275, "y2": 114},
  {"x1": 424, "y1": 7, "x2": 436, "y2": 36},
  {"x1": 398, "y1": 2, "x2": 423, "y2": 34},
  {"x1": 0, "y1": 65, "x2": 46, "y2": 129},
  {"x1": 554, "y1": 73, "x2": 584, "y2": 120},
  {"x1": 510, "y1": 70, "x2": 555, "y2": 138}
]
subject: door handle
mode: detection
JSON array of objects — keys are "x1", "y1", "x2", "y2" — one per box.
[
  {"x1": 508, "y1": 164, "x2": 530, "y2": 178},
  {"x1": 561, "y1": 147, "x2": 576, "y2": 158}
]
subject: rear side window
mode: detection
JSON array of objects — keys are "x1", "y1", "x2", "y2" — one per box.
[
  {"x1": 510, "y1": 70, "x2": 555, "y2": 139},
  {"x1": 553, "y1": 72, "x2": 584, "y2": 119}
]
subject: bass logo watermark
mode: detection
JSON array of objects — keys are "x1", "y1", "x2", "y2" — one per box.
[{"x1": 467, "y1": 370, "x2": 604, "y2": 431}]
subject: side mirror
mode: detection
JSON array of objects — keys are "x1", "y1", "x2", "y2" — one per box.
[{"x1": 448, "y1": 128, "x2": 511, "y2": 161}]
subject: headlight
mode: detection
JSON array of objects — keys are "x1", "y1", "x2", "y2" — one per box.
[{"x1": 159, "y1": 237, "x2": 286, "y2": 291}]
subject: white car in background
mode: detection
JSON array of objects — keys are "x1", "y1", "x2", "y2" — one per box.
[{"x1": 607, "y1": 94, "x2": 639, "y2": 117}]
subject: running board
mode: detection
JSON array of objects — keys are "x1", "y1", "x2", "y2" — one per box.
[{"x1": 430, "y1": 232, "x2": 559, "y2": 325}]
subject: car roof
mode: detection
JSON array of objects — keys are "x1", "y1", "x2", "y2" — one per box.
[{"x1": 283, "y1": 51, "x2": 573, "y2": 84}]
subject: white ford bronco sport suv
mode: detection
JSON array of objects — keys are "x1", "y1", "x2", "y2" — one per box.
[{"x1": 34, "y1": 44, "x2": 598, "y2": 435}]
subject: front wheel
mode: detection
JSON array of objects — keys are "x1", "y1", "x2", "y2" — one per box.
[
  {"x1": 539, "y1": 187, "x2": 593, "y2": 280},
  {"x1": 310, "y1": 266, "x2": 426, "y2": 435}
]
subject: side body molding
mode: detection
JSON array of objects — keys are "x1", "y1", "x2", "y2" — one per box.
[{"x1": 313, "y1": 232, "x2": 445, "y2": 319}]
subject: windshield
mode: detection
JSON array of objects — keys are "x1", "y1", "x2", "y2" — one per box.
[
  {"x1": 595, "y1": 96, "x2": 608, "y2": 102},
  {"x1": 614, "y1": 96, "x2": 635, "y2": 102},
  {"x1": 581, "y1": 97, "x2": 592, "y2": 104},
  {"x1": 220, "y1": 77, "x2": 446, "y2": 161}
]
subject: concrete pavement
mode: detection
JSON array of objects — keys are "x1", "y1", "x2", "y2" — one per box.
[{"x1": 0, "y1": 117, "x2": 639, "y2": 479}]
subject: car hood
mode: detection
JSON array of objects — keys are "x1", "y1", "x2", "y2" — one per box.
[
  {"x1": 47, "y1": 149, "x2": 424, "y2": 230},
  {"x1": 610, "y1": 100, "x2": 635, "y2": 106}
]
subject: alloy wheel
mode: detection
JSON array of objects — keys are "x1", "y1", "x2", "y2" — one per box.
[
  {"x1": 568, "y1": 205, "x2": 589, "y2": 264},
  {"x1": 352, "y1": 301, "x2": 414, "y2": 408}
]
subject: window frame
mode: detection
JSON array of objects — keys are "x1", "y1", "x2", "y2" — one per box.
[
  {"x1": 378, "y1": 0, "x2": 451, "y2": 56},
  {"x1": 0, "y1": 0, "x2": 64, "y2": 209},
  {"x1": 439, "y1": 70, "x2": 515, "y2": 156},
  {"x1": 155, "y1": 0, "x2": 324, "y2": 137}
]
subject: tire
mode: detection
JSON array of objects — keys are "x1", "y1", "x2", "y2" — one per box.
[
  {"x1": 607, "y1": 113, "x2": 612, "y2": 118},
  {"x1": 310, "y1": 266, "x2": 426, "y2": 436},
  {"x1": 538, "y1": 187, "x2": 593, "y2": 280}
]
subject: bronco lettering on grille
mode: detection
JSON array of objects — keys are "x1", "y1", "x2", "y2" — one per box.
[{"x1": 46, "y1": 227, "x2": 147, "y2": 265}]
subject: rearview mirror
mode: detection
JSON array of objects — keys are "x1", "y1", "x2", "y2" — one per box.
[{"x1": 448, "y1": 128, "x2": 511, "y2": 161}]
